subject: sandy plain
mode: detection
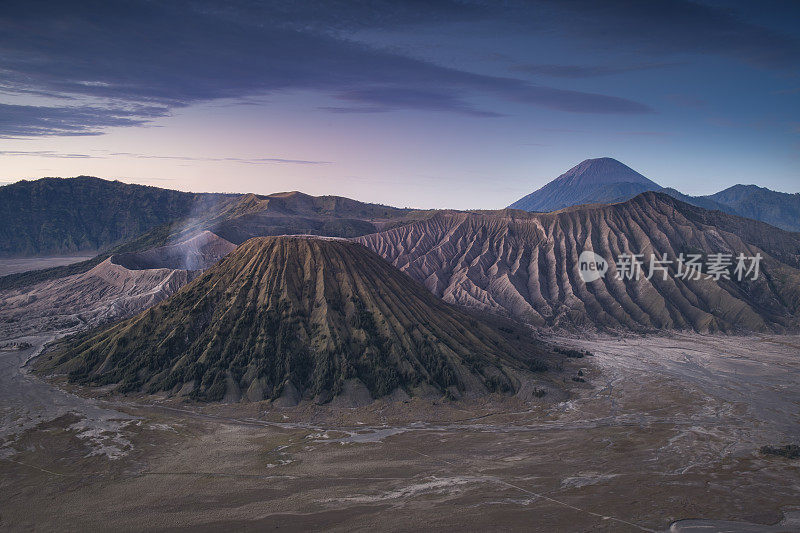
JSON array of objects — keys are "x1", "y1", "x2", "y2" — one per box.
[
  {"x1": 0, "y1": 256, "x2": 94, "y2": 277},
  {"x1": 0, "y1": 328, "x2": 798, "y2": 531}
]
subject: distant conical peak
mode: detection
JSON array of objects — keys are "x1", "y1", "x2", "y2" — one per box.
[
  {"x1": 507, "y1": 157, "x2": 662, "y2": 212},
  {"x1": 554, "y1": 158, "x2": 658, "y2": 186}
]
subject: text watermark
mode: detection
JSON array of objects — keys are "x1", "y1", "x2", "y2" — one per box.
[{"x1": 579, "y1": 251, "x2": 762, "y2": 282}]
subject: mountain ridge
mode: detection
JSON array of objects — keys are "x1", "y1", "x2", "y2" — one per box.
[
  {"x1": 0, "y1": 176, "x2": 232, "y2": 257},
  {"x1": 0, "y1": 180, "x2": 424, "y2": 289},
  {"x1": 360, "y1": 191, "x2": 800, "y2": 332}
]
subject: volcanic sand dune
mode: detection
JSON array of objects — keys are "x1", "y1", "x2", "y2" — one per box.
[
  {"x1": 40, "y1": 237, "x2": 558, "y2": 405},
  {"x1": 359, "y1": 192, "x2": 800, "y2": 332}
]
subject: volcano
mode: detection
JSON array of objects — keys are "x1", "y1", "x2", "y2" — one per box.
[
  {"x1": 509, "y1": 157, "x2": 662, "y2": 212},
  {"x1": 41, "y1": 236, "x2": 554, "y2": 404}
]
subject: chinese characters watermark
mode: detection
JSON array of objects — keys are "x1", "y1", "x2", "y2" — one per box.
[{"x1": 579, "y1": 251, "x2": 762, "y2": 282}]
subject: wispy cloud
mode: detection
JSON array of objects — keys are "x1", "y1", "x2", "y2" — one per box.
[
  {"x1": 612, "y1": 131, "x2": 670, "y2": 137},
  {"x1": 511, "y1": 62, "x2": 681, "y2": 78},
  {"x1": 535, "y1": 127, "x2": 669, "y2": 137},
  {"x1": 105, "y1": 152, "x2": 332, "y2": 165},
  {"x1": 0, "y1": 150, "x2": 332, "y2": 165},
  {"x1": 0, "y1": 103, "x2": 168, "y2": 138},
  {"x1": 666, "y1": 94, "x2": 708, "y2": 108},
  {"x1": 0, "y1": 151, "x2": 94, "y2": 159},
  {"x1": 328, "y1": 88, "x2": 505, "y2": 117},
  {"x1": 0, "y1": 0, "x2": 654, "y2": 137}
]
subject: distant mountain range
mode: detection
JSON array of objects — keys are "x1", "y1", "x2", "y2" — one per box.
[
  {"x1": 39, "y1": 236, "x2": 556, "y2": 403},
  {"x1": 0, "y1": 178, "x2": 416, "y2": 258},
  {"x1": 3, "y1": 171, "x2": 800, "y2": 338},
  {"x1": 663, "y1": 184, "x2": 800, "y2": 232},
  {"x1": 0, "y1": 184, "x2": 424, "y2": 289},
  {"x1": 508, "y1": 158, "x2": 800, "y2": 232},
  {"x1": 3, "y1": 168, "x2": 796, "y2": 263}
]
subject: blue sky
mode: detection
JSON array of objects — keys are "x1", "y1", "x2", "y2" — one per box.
[{"x1": 0, "y1": 0, "x2": 798, "y2": 209}]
